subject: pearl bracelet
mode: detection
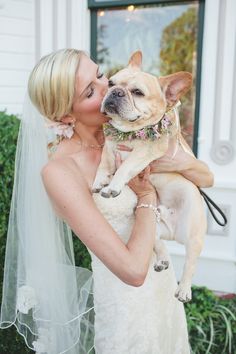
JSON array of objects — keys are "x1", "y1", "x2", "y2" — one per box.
[{"x1": 136, "y1": 203, "x2": 161, "y2": 223}]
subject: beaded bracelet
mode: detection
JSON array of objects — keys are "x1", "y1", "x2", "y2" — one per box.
[{"x1": 136, "y1": 203, "x2": 161, "y2": 223}]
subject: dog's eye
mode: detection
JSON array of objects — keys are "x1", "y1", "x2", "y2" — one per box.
[
  {"x1": 108, "y1": 80, "x2": 115, "y2": 87},
  {"x1": 132, "y1": 89, "x2": 144, "y2": 96}
]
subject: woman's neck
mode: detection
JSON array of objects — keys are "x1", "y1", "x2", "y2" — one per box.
[{"x1": 72, "y1": 121, "x2": 105, "y2": 146}]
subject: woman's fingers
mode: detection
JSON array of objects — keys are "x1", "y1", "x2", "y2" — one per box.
[
  {"x1": 143, "y1": 165, "x2": 150, "y2": 180},
  {"x1": 115, "y1": 152, "x2": 122, "y2": 169},
  {"x1": 138, "y1": 165, "x2": 151, "y2": 179},
  {"x1": 117, "y1": 144, "x2": 133, "y2": 152}
]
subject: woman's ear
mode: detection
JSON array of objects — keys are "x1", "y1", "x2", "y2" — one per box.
[
  {"x1": 128, "y1": 51, "x2": 143, "y2": 70},
  {"x1": 60, "y1": 115, "x2": 76, "y2": 125},
  {"x1": 158, "y1": 72, "x2": 192, "y2": 109}
]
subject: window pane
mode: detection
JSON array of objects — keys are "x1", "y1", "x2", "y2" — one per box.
[{"x1": 96, "y1": 2, "x2": 200, "y2": 148}]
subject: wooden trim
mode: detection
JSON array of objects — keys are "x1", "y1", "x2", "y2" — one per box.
[
  {"x1": 88, "y1": 0, "x2": 199, "y2": 9},
  {"x1": 193, "y1": 0, "x2": 205, "y2": 156},
  {"x1": 90, "y1": 9, "x2": 97, "y2": 62},
  {"x1": 35, "y1": 0, "x2": 41, "y2": 61}
]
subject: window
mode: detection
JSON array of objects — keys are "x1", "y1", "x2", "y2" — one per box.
[{"x1": 88, "y1": 0, "x2": 205, "y2": 153}]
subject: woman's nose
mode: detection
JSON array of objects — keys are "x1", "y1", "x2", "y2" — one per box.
[{"x1": 100, "y1": 77, "x2": 109, "y2": 97}]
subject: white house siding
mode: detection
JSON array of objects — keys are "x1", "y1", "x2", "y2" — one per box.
[
  {"x1": 0, "y1": 0, "x2": 34, "y2": 114},
  {"x1": 0, "y1": 0, "x2": 235, "y2": 292},
  {"x1": 0, "y1": 0, "x2": 90, "y2": 114}
]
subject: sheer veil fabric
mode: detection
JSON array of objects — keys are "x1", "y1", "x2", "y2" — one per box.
[{"x1": 0, "y1": 95, "x2": 95, "y2": 354}]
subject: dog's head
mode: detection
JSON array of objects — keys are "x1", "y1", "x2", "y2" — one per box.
[{"x1": 101, "y1": 51, "x2": 192, "y2": 132}]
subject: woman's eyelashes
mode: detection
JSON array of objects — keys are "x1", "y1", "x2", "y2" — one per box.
[
  {"x1": 97, "y1": 71, "x2": 104, "y2": 79},
  {"x1": 86, "y1": 71, "x2": 104, "y2": 98},
  {"x1": 87, "y1": 88, "x2": 94, "y2": 98}
]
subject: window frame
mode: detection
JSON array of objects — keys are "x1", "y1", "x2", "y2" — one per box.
[{"x1": 88, "y1": 0, "x2": 205, "y2": 155}]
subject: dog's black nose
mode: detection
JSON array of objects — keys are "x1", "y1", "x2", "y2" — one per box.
[
  {"x1": 104, "y1": 100, "x2": 118, "y2": 114},
  {"x1": 106, "y1": 101, "x2": 116, "y2": 109},
  {"x1": 112, "y1": 88, "x2": 125, "y2": 98}
]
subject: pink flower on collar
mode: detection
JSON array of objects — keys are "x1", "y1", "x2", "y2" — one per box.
[
  {"x1": 161, "y1": 115, "x2": 171, "y2": 130},
  {"x1": 136, "y1": 129, "x2": 146, "y2": 139}
]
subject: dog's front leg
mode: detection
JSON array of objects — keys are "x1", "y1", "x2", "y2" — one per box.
[
  {"x1": 100, "y1": 141, "x2": 166, "y2": 198},
  {"x1": 92, "y1": 141, "x2": 116, "y2": 192}
]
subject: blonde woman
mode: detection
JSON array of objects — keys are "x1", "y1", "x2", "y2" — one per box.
[{"x1": 0, "y1": 49, "x2": 213, "y2": 354}]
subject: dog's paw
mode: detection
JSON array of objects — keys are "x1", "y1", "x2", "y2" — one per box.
[
  {"x1": 100, "y1": 186, "x2": 121, "y2": 198},
  {"x1": 175, "y1": 284, "x2": 192, "y2": 303},
  {"x1": 153, "y1": 260, "x2": 169, "y2": 272},
  {"x1": 92, "y1": 175, "x2": 111, "y2": 193},
  {"x1": 92, "y1": 185, "x2": 109, "y2": 193}
]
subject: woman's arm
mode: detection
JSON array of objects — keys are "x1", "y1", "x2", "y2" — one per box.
[
  {"x1": 41, "y1": 159, "x2": 157, "y2": 287},
  {"x1": 149, "y1": 143, "x2": 214, "y2": 188}
]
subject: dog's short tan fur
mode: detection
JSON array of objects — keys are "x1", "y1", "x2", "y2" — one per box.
[{"x1": 93, "y1": 51, "x2": 206, "y2": 302}]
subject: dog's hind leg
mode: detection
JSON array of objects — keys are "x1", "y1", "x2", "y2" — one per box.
[
  {"x1": 153, "y1": 206, "x2": 174, "y2": 272},
  {"x1": 175, "y1": 236, "x2": 204, "y2": 302},
  {"x1": 153, "y1": 239, "x2": 170, "y2": 272}
]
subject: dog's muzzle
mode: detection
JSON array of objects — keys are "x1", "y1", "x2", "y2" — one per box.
[
  {"x1": 101, "y1": 87, "x2": 141, "y2": 121},
  {"x1": 102, "y1": 87, "x2": 126, "y2": 115}
]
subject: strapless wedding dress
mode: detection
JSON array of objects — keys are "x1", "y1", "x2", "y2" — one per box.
[{"x1": 89, "y1": 186, "x2": 190, "y2": 354}]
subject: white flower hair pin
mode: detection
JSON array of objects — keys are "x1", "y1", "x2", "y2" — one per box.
[{"x1": 45, "y1": 120, "x2": 75, "y2": 139}]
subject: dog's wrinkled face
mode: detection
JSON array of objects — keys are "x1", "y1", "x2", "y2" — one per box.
[
  {"x1": 101, "y1": 51, "x2": 192, "y2": 132},
  {"x1": 101, "y1": 67, "x2": 166, "y2": 132}
]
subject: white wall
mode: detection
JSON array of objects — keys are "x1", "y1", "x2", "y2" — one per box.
[
  {"x1": 0, "y1": 0, "x2": 90, "y2": 115},
  {"x1": 0, "y1": 0, "x2": 235, "y2": 292},
  {"x1": 0, "y1": 0, "x2": 34, "y2": 114},
  {"x1": 36, "y1": 0, "x2": 90, "y2": 61}
]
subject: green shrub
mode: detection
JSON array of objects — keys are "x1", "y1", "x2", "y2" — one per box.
[
  {"x1": 186, "y1": 286, "x2": 236, "y2": 354},
  {"x1": 0, "y1": 111, "x2": 31, "y2": 353},
  {"x1": 0, "y1": 111, "x2": 20, "y2": 290},
  {"x1": 0, "y1": 111, "x2": 235, "y2": 353}
]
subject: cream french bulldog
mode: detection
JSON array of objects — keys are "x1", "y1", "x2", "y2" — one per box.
[{"x1": 93, "y1": 51, "x2": 206, "y2": 302}]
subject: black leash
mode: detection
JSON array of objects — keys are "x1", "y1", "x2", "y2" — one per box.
[{"x1": 199, "y1": 189, "x2": 227, "y2": 227}]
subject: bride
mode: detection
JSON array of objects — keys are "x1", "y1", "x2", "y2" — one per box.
[{"x1": 0, "y1": 49, "x2": 213, "y2": 353}]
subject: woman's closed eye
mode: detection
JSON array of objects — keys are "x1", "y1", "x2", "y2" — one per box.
[
  {"x1": 97, "y1": 71, "x2": 104, "y2": 79},
  {"x1": 87, "y1": 88, "x2": 94, "y2": 98},
  {"x1": 87, "y1": 71, "x2": 104, "y2": 98}
]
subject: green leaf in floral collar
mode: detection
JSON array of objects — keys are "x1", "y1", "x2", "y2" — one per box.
[{"x1": 103, "y1": 114, "x2": 172, "y2": 142}]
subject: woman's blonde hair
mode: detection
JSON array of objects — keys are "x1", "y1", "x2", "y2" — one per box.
[{"x1": 28, "y1": 48, "x2": 86, "y2": 121}]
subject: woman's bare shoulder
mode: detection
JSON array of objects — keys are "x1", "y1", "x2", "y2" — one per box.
[
  {"x1": 42, "y1": 138, "x2": 82, "y2": 175},
  {"x1": 41, "y1": 155, "x2": 86, "y2": 190}
]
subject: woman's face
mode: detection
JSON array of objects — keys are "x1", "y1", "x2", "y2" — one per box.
[{"x1": 71, "y1": 54, "x2": 109, "y2": 126}]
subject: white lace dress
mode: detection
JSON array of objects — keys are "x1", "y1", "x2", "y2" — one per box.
[{"x1": 89, "y1": 186, "x2": 190, "y2": 354}]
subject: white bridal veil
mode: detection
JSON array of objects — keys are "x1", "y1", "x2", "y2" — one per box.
[{"x1": 0, "y1": 95, "x2": 95, "y2": 354}]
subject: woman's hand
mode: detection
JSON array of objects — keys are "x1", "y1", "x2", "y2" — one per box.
[
  {"x1": 149, "y1": 147, "x2": 193, "y2": 173},
  {"x1": 149, "y1": 146, "x2": 214, "y2": 188},
  {"x1": 115, "y1": 152, "x2": 156, "y2": 199}
]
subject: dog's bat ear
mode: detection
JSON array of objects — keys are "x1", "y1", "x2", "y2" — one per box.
[
  {"x1": 158, "y1": 72, "x2": 192, "y2": 109},
  {"x1": 128, "y1": 51, "x2": 142, "y2": 70}
]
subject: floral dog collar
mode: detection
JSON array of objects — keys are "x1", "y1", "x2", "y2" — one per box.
[{"x1": 103, "y1": 114, "x2": 172, "y2": 142}]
